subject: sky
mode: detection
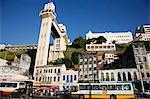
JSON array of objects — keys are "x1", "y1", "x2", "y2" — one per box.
[{"x1": 0, "y1": 0, "x2": 150, "y2": 45}]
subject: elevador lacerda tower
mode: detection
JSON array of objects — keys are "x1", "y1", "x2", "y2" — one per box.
[{"x1": 34, "y1": 2, "x2": 70, "y2": 78}]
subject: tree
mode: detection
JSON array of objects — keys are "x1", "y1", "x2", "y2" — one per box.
[
  {"x1": 86, "y1": 36, "x2": 107, "y2": 44},
  {"x1": 71, "y1": 52, "x2": 80, "y2": 64},
  {"x1": 112, "y1": 40, "x2": 116, "y2": 44},
  {"x1": 53, "y1": 58, "x2": 73, "y2": 68},
  {"x1": 95, "y1": 36, "x2": 107, "y2": 44},
  {"x1": 72, "y1": 36, "x2": 86, "y2": 48}
]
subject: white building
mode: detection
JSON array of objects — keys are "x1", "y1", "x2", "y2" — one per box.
[
  {"x1": 98, "y1": 68, "x2": 139, "y2": 82},
  {"x1": 86, "y1": 43, "x2": 116, "y2": 51},
  {"x1": 34, "y1": 64, "x2": 78, "y2": 84},
  {"x1": 134, "y1": 25, "x2": 150, "y2": 41},
  {"x1": 86, "y1": 31, "x2": 133, "y2": 44}
]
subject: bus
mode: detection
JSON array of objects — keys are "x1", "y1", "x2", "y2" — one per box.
[
  {"x1": 0, "y1": 81, "x2": 26, "y2": 97},
  {"x1": 71, "y1": 82, "x2": 135, "y2": 99}
]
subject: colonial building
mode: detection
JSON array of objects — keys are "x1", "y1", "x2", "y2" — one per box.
[
  {"x1": 99, "y1": 68, "x2": 139, "y2": 82},
  {"x1": 86, "y1": 43, "x2": 116, "y2": 51},
  {"x1": 120, "y1": 41, "x2": 150, "y2": 93},
  {"x1": 78, "y1": 52, "x2": 118, "y2": 82},
  {"x1": 5, "y1": 44, "x2": 37, "y2": 51},
  {"x1": 78, "y1": 52, "x2": 98, "y2": 82},
  {"x1": 86, "y1": 31, "x2": 133, "y2": 44},
  {"x1": 34, "y1": 64, "x2": 78, "y2": 90},
  {"x1": 134, "y1": 25, "x2": 150, "y2": 41}
]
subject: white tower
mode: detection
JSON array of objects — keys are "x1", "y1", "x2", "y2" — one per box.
[{"x1": 35, "y1": 2, "x2": 56, "y2": 67}]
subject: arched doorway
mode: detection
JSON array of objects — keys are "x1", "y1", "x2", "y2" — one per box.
[
  {"x1": 106, "y1": 73, "x2": 109, "y2": 81},
  {"x1": 118, "y1": 72, "x2": 121, "y2": 81},
  {"x1": 128, "y1": 72, "x2": 132, "y2": 81},
  {"x1": 123, "y1": 72, "x2": 127, "y2": 81},
  {"x1": 111, "y1": 72, "x2": 115, "y2": 81}
]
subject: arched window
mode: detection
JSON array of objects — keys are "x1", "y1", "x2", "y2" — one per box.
[
  {"x1": 101, "y1": 73, "x2": 104, "y2": 81},
  {"x1": 123, "y1": 72, "x2": 126, "y2": 81},
  {"x1": 128, "y1": 72, "x2": 132, "y2": 81},
  {"x1": 133, "y1": 72, "x2": 137, "y2": 80},
  {"x1": 106, "y1": 73, "x2": 109, "y2": 81},
  {"x1": 36, "y1": 77, "x2": 38, "y2": 81},
  {"x1": 39, "y1": 77, "x2": 41, "y2": 81},
  {"x1": 111, "y1": 72, "x2": 115, "y2": 81},
  {"x1": 48, "y1": 77, "x2": 50, "y2": 82},
  {"x1": 118, "y1": 72, "x2": 121, "y2": 81}
]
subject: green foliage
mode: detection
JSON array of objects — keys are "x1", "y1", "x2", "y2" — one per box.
[
  {"x1": 71, "y1": 52, "x2": 80, "y2": 64},
  {"x1": 95, "y1": 36, "x2": 107, "y2": 44},
  {"x1": 116, "y1": 43, "x2": 128, "y2": 49},
  {"x1": 72, "y1": 36, "x2": 86, "y2": 49},
  {"x1": 53, "y1": 58, "x2": 72, "y2": 68},
  {"x1": 0, "y1": 51, "x2": 15, "y2": 61},
  {"x1": 144, "y1": 41, "x2": 150, "y2": 51},
  {"x1": 86, "y1": 36, "x2": 107, "y2": 44},
  {"x1": 14, "y1": 50, "x2": 27, "y2": 55}
]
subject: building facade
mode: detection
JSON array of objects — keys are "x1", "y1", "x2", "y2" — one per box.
[
  {"x1": 99, "y1": 68, "x2": 139, "y2": 82},
  {"x1": 34, "y1": 64, "x2": 78, "y2": 87},
  {"x1": 86, "y1": 31, "x2": 133, "y2": 44},
  {"x1": 78, "y1": 52, "x2": 98, "y2": 82},
  {"x1": 86, "y1": 43, "x2": 116, "y2": 51},
  {"x1": 134, "y1": 25, "x2": 150, "y2": 41},
  {"x1": 132, "y1": 41, "x2": 150, "y2": 92}
]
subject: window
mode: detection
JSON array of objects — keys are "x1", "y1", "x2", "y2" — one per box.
[
  {"x1": 118, "y1": 72, "x2": 121, "y2": 81},
  {"x1": 128, "y1": 72, "x2": 132, "y2": 81},
  {"x1": 123, "y1": 84, "x2": 131, "y2": 90},
  {"x1": 58, "y1": 77, "x2": 60, "y2": 82},
  {"x1": 74, "y1": 75, "x2": 77, "y2": 80},
  {"x1": 54, "y1": 77, "x2": 56, "y2": 81},
  {"x1": 58, "y1": 69, "x2": 60, "y2": 73},
  {"x1": 93, "y1": 85, "x2": 100, "y2": 90},
  {"x1": 107, "y1": 85, "x2": 116, "y2": 90},
  {"x1": 55, "y1": 69, "x2": 56, "y2": 73},
  {"x1": 111, "y1": 72, "x2": 115, "y2": 81},
  {"x1": 79, "y1": 85, "x2": 85, "y2": 90},
  {"x1": 63, "y1": 75, "x2": 65, "y2": 80},
  {"x1": 51, "y1": 69, "x2": 53, "y2": 73},
  {"x1": 116, "y1": 85, "x2": 122, "y2": 90},
  {"x1": 70, "y1": 75, "x2": 73, "y2": 82},
  {"x1": 67, "y1": 75, "x2": 69, "y2": 82},
  {"x1": 123, "y1": 72, "x2": 127, "y2": 81},
  {"x1": 85, "y1": 75, "x2": 87, "y2": 78},
  {"x1": 147, "y1": 72, "x2": 150, "y2": 77},
  {"x1": 101, "y1": 73, "x2": 104, "y2": 81},
  {"x1": 141, "y1": 73, "x2": 144, "y2": 78},
  {"x1": 106, "y1": 73, "x2": 109, "y2": 81}
]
